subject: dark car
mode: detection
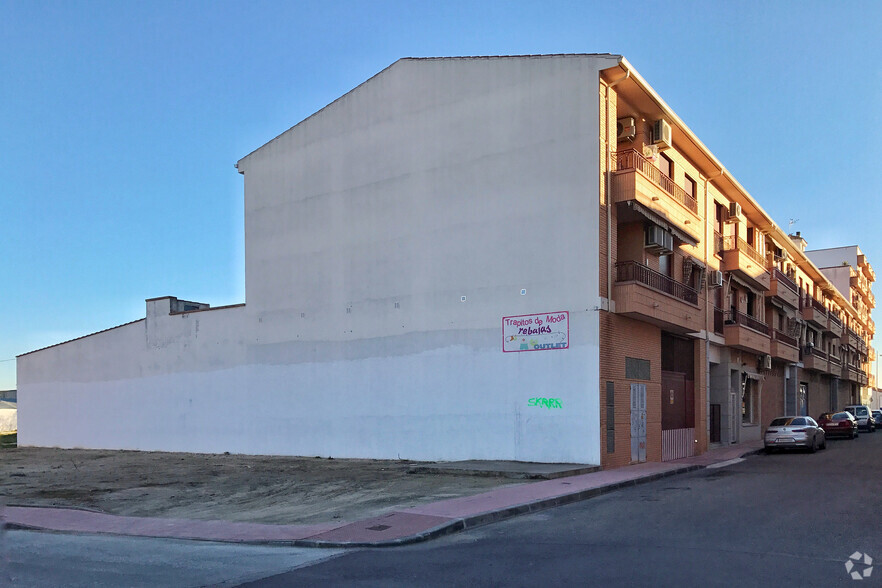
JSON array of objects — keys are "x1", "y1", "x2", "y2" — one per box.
[
  {"x1": 764, "y1": 416, "x2": 826, "y2": 453},
  {"x1": 817, "y1": 411, "x2": 858, "y2": 439},
  {"x1": 872, "y1": 410, "x2": 882, "y2": 429}
]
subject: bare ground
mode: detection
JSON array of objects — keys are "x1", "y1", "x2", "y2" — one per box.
[{"x1": 0, "y1": 448, "x2": 526, "y2": 525}]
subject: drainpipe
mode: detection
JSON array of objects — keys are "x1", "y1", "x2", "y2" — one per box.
[
  {"x1": 704, "y1": 169, "x2": 723, "y2": 446},
  {"x1": 604, "y1": 69, "x2": 630, "y2": 306}
]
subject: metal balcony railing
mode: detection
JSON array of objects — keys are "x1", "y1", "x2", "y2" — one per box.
[
  {"x1": 772, "y1": 268, "x2": 798, "y2": 293},
  {"x1": 804, "y1": 296, "x2": 827, "y2": 314},
  {"x1": 829, "y1": 312, "x2": 842, "y2": 329},
  {"x1": 615, "y1": 261, "x2": 699, "y2": 305},
  {"x1": 804, "y1": 346, "x2": 827, "y2": 360},
  {"x1": 773, "y1": 329, "x2": 798, "y2": 347},
  {"x1": 725, "y1": 309, "x2": 770, "y2": 335},
  {"x1": 614, "y1": 150, "x2": 698, "y2": 213},
  {"x1": 722, "y1": 236, "x2": 768, "y2": 268},
  {"x1": 714, "y1": 231, "x2": 723, "y2": 256}
]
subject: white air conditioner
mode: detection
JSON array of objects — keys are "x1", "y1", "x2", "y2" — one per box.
[
  {"x1": 642, "y1": 144, "x2": 659, "y2": 162},
  {"x1": 617, "y1": 117, "x2": 636, "y2": 142},
  {"x1": 759, "y1": 354, "x2": 772, "y2": 370},
  {"x1": 645, "y1": 225, "x2": 673, "y2": 253},
  {"x1": 727, "y1": 202, "x2": 742, "y2": 222},
  {"x1": 780, "y1": 249, "x2": 789, "y2": 261},
  {"x1": 707, "y1": 269, "x2": 724, "y2": 287},
  {"x1": 652, "y1": 119, "x2": 672, "y2": 150}
]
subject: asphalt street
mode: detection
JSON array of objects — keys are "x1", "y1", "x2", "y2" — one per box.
[
  {"x1": 242, "y1": 431, "x2": 882, "y2": 587},
  {"x1": 2, "y1": 431, "x2": 879, "y2": 587}
]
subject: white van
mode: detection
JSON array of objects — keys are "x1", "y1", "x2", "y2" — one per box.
[{"x1": 843, "y1": 405, "x2": 876, "y2": 432}]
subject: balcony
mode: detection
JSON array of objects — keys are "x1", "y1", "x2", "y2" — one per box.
[
  {"x1": 611, "y1": 151, "x2": 701, "y2": 243},
  {"x1": 767, "y1": 268, "x2": 800, "y2": 309},
  {"x1": 868, "y1": 317, "x2": 876, "y2": 336},
  {"x1": 723, "y1": 309, "x2": 771, "y2": 355},
  {"x1": 850, "y1": 270, "x2": 869, "y2": 294},
  {"x1": 770, "y1": 329, "x2": 799, "y2": 362},
  {"x1": 870, "y1": 346, "x2": 877, "y2": 362},
  {"x1": 825, "y1": 353, "x2": 842, "y2": 376},
  {"x1": 828, "y1": 353, "x2": 842, "y2": 375},
  {"x1": 721, "y1": 236, "x2": 771, "y2": 292},
  {"x1": 802, "y1": 346, "x2": 828, "y2": 372},
  {"x1": 859, "y1": 257, "x2": 875, "y2": 282},
  {"x1": 825, "y1": 312, "x2": 843, "y2": 339},
  {"x1": 801, "y1": 296, "x2": 827, "y2": 327},
  {"x1": 613, "y1": 261, "x2": 702, "y2": 333},
  {"x1": 848, "y1": 328, "x2": 867, "y2": 354},
  {"x1": 842, "y1": 362, "x2": 864, "y2": 384},
  {"x1": 713, "y1": 306, "x2": 725, "y2": 335}
]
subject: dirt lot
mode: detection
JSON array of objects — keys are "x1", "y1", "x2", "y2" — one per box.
[{"x1": 0, "y1": 448, "x2": 526, "y2": 525}]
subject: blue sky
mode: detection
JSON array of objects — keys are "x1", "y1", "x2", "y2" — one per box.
[{"x1": 3, "y1": 0, "x2": 881, "y2": 389}]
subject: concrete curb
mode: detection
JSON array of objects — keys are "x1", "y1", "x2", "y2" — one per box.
[
  {"x1": 292, "y1": 464, "x2": 704, "y2": 548},
  {"x1": 2, "y1": 444, "x2": 764, "y2": 548}
]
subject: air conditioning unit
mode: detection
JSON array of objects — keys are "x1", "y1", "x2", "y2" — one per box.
[
  {"x1": 759, "y1": 354, "x2": 772, "y2": 370},
  {"x1": 617, "y1": 117, "x2": 636, "y2": 142},
  {"x1": 727, "y1": 202, "x2": 742, "y2": 222},
  {"x1": 641, "y1": 144, "x2": 659, "y2": 162},
  {"x1": 707, "y1": 269, "x2": 724, "y2": 288},
  {"x1": 652, "y1": 119, "x2": 672, "y2": 150},
  {"x1": 645, "y1": 225, "x2": 673, "y2": 253},
  {"x1": 780, "y1": 249, "x2": 789, "y2": 261}
]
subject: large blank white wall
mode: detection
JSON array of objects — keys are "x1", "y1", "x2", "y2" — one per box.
[{"x1": 19, "y1": 55, "x2": 612, "y2": 463}]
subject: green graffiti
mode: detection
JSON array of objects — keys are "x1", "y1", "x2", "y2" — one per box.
[{"x1": 527, "y1": 397, "x2": 562, "y2": 409}]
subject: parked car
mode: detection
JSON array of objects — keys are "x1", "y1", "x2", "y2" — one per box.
[
  {"x1": 873, "y1": 410, "x2": 882, "y2": 429},
  {"x1": 817, "y1": 411, "x2": 859, "y2": 439},
  {"x1": 764, "y1": 416, "x2": 826, "y2": 453},
  {"x1": 843, "y1": 405, "x2": 876, "y2": 432}
]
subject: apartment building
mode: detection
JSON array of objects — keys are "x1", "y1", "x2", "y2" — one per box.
[
  {"x1": 17, "y1": 55, "x2": 875, "y2": 469},
  {"x1": 601, "y1": 64, "x2": 875, "y2": 467}
]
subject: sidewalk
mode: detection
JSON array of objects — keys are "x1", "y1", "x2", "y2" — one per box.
[{"x1": 2, "y1": 440, "x2": 764, "y2": 547}]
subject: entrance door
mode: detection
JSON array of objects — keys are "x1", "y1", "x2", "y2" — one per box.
[
  {"x1": 630, "y1": 383, "x2": 646, "y2": 463},
  {"x1": 710, "y1": 404, "x2": 721, "y2": 443},
  {"x1": 798, "y1": 383, "x2": 808, "y2": 416},
  {"x1": 661, "y1": 371, "x2": 695, "y2": 460}
]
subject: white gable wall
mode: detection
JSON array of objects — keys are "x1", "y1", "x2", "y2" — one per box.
[{"x1": 19, "y1": 56, "x2": 611, "y2": 463}]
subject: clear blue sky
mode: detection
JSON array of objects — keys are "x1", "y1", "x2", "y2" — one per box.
[{"x1": 3, "y1": 0, "x2": 882, "y2": 390}]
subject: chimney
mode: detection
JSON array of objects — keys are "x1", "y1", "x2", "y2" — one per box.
[{"x1": 789, "y1": 231, "x2": 807, "y2": 252}]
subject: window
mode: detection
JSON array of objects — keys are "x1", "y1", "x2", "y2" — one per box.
[
  {"x1": 659, "y1": 253, "x2": 673, "y2": 277},
  {"x1": 746, "y1": 226, "x2": 755, "y2": 247},
  {"x1": 658, "y1": 153, "x2": 673, "y2": 179},
  {"x1": 684, "y1": 175, "x2": 696, "y2": 199},
  {"x1": 714, "y1": 202, "x2": 724, "y2": 234}
]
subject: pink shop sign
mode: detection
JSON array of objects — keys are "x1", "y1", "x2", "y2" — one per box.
[{"x1": 502, "y1": 311, "x2": 569, "y2": 352}]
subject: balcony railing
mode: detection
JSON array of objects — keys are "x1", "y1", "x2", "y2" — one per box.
[
  {"x1": 614, "y1": 150, "x2": 698, "y2": 213},
  {"x1": 829, "y1": 312, "x2": 842, "y2": 329},
  {"x1": 772, "y1": 329, "x2": 798, "y2": 348},
  {"x1": 828, "y1": 354, "x2": 842, "y2": 366},
  {"x1": 722, "y1": 236, "x2": 767, "y2": 267},
  {"x1": 772, "y1": 268, "x2": 798, "y2": 293},
  {"x1": 804, "y1": 346, "x2": 827, "y2": 361},
  {"x1": 804, "y1": 296, "x2": 827, "y2": 314},
  {"x1": 615, "y1": 261, "x2": 698, "y2": 305},
  {"x1": 725, "y1": 309, "x2": 770, "y2": 335}
]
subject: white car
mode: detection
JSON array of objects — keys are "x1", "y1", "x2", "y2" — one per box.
[{"x1": 764, "y1": 416, "x2": 826, "y2": 453}]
